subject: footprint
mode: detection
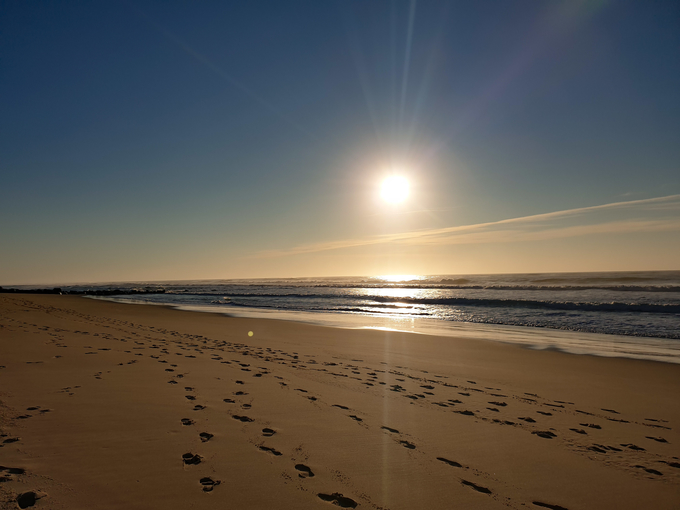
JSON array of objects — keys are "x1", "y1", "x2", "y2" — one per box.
[
  {"x1": 232, "y1": 415, "x2": 254, "y2": 423},
  {"x1": 579, "y1": 423, "x2": 601, "y2": 429},
  {"x1": 400, "y1": 440, "x2": 416, "y2": 449},
  {"x1": 348, "y1": 415, "x2": 362, "y2": 422},
  {"x1": 633, "y1": 465, "x2": 662, "y2": 476},
  {"x1": 199, "y1": 432, "x2": 213, "y2": 442},
  {"x1": 461, "y1": 479, "x2": 492, "y2": 494},
  {"x1": 182, "y1": 453, "x2": 202, "y2": 465},
  {"x1": 437, "y1": 457, "x2": 462, "y2": 467},
  {"x1": 537, "y1": 411, "x2": 552, "y2": 416},
  {"x1": 532, "y1": 431, "x2": 556, "y2": 439},
  {"x1": 295, "y1": 464, "x2": 315, "y2": 478},
  {"x1": 602, "y1": 444, "x2": 622, "y2": 452},
  {"x1": 332, "y1": 404, "x2": 349, "y2": 410},
  {"x1": 570, "y1": 428, "x2": 587, "y2": 435},
  {"x1": 223, "y1": 398, "x2": 236, "y2": 403},
  {"x1": 259, "y1": 446, "x2": 282, "y2": 456},
  {"x1": 533, "y1": 502, "x2": 569, "y2": 510},
  {"x1": 0, "y1": 467, "x2": 25, "y2": 475},
  {"x1": 488, "y1": 401, "x2": 507, "y2": 407},
  {"x1": 200, "y1": 477, "x2": 221, "y2": 492},
  {"x1": 16, "y1": 491, "x2": 42, "y2": 509},
  {"x1": 181, "y1": 418, "x2": 194, "y2": 426},
  {"x1": 185, "y1": 395, "x2": 197, "y2": 401},
  {"x1": 621, "y1": 443, "x2": 645, "y2": 451},
  {"x1": 381, "y1": 426, "x2": 399, "y2": 434},
  {"x1": 645, "y1": 436, "x2": 668, "y2": 443},
  {"x1": 262, "y1": 428, "x2": 276, "y2": 437},
  {"x1": 317, "y1": 492, "x2": 358, "y2": 508},
  {"x1": 193, "y1": 405, "x2": 206, "y2": 411},
  {"x1": 518, "y1": 417, "x2": 536, "y2": 423}
]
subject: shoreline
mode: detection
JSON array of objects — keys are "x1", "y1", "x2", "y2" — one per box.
[
  {"x1": 1, "y1": 294, "x2": 679, "y2": 509},
  {"x1": 90, "y1": 295, "x2": 680, "y2": 365}
]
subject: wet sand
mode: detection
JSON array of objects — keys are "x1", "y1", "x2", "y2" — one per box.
[{"x1": 1, "y1": 294, "x2": 679, "y2": 509}]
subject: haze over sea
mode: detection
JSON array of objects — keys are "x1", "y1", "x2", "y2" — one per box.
[{"x1": 20, "y1": 270, "x2": 678, "y2": 364}]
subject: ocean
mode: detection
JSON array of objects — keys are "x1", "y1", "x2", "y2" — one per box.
[{"x1": 32, "y1": 270, "x2": 679, "y2": 364}]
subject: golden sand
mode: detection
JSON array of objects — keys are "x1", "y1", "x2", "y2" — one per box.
[{"x1": 1, "y1": 294, "x2": 678, "y2": 509}]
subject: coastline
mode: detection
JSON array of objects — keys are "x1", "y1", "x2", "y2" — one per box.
[
  {"x1": 91, "y1": 295, "x2": 680, "y2": 364},
  {"x1": 1, "y1": 294, "x2": 679, "y2": 509}
]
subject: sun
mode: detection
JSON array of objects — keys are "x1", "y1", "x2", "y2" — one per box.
[{"x1": 381, "y1": 176, "x2": 410, "y2": 203}]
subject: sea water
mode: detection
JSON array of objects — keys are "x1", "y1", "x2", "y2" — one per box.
[{"x1": 53, "y1": 271, "x2": 680, "y2": 363}]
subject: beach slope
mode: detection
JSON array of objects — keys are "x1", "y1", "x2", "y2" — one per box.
[{"x1": 0, "y1": 294, "x2": 678, "y2": 509}]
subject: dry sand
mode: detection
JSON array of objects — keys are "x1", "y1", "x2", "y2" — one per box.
[{"x1": 0, "y1": 294, "x2": 679, "y2": 509}]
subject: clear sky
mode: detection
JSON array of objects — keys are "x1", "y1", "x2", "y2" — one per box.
[{"x1": 1, "y1": 0, "x2": 679, "y2": 285}]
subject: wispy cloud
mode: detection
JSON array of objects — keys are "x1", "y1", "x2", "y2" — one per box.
[{"x1": 256, "y1": 194, "x2": 680, "y2": 258}]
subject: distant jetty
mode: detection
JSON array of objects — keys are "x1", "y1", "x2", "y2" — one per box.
[{"x1": 0, "y1": 287, "x2": 165, "y2": 296}]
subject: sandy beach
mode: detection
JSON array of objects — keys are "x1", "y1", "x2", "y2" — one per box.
[{"x1": 0, "y1": 293, "x2": 678, "y2": 509}]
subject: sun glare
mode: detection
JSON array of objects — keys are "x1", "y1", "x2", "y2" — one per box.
[
  {"x1": 381, "y1": 176, "x2": 410, "y2": 203},
  {"x1": 378, "y1": 274, "x2": 423, "y2": 283}
]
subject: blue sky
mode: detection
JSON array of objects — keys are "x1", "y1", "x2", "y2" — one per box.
[{"x1": 1, "y1": 0, "x2": 679, "y2": 284}]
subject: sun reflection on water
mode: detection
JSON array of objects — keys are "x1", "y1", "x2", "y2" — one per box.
[{"x1": 348, "y1": 284, "x2": 437, "y2": 320}]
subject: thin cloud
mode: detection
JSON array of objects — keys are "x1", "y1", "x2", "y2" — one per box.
[
  {"x1": 256, "y1": 194, "x2": 680, "y2": 258},
  {"x1": 403, "y1": 219, "x2": 680, "y2": 247}
]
